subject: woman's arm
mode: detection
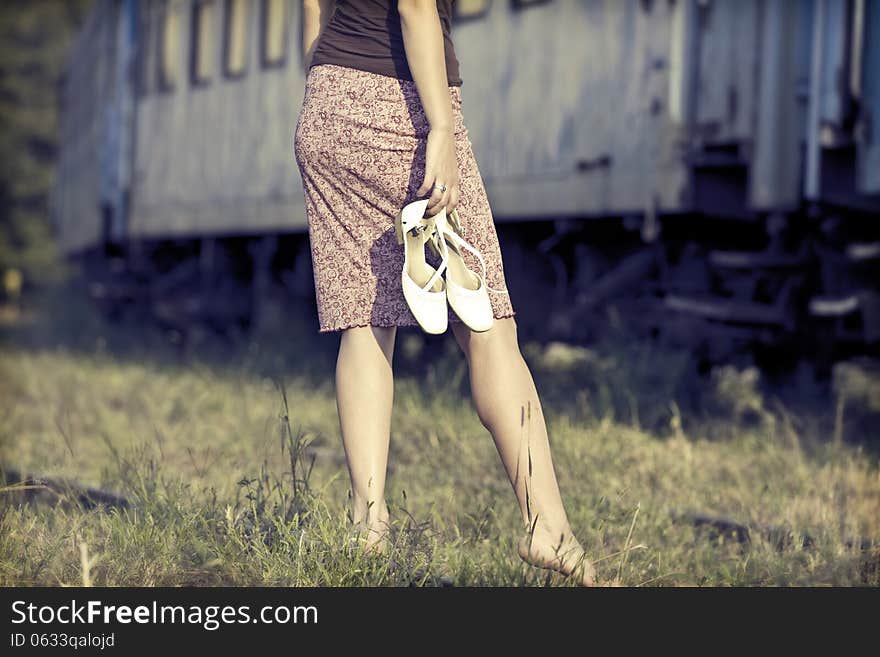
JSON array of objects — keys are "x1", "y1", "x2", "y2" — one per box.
[
  {"x1": 301, "y1": 0, "x2": 336, "y2": 73},
  {"x1": 398, "y1": 0, "x2": 459, "y2": 215}
]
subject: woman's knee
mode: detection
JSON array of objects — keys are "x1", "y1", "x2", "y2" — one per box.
[{"x1": 452, "y1": 316, "x2": 519, "y2": 359}]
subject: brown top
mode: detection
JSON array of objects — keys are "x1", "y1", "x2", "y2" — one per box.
[{"x1": 309, "y1": 0, "x2": 462, "y2": 87}]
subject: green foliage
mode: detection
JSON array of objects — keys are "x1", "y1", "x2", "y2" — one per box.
[{"x1": 0, "y1": 0, "x2": 94, "y2": 290}]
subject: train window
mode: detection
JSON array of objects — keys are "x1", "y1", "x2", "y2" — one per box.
[
  {"x1": 157, "y1": 0, "x2": 180, "y2": 91},
  {"x1": 190, "y1": 0, "x2": 216, "y2": 85},
  {"x1": 223, "y1": 0, "x2": 249, "y2": 76},
  {"x1": 511, "y1": 0, "x2": 552, "y2": 8},
  {"x1": 454, "y1": 0, "x2": 491, "y2": 20},
  {"x1": 260, "y1": 0, "x2": 288, "y2": 68}
]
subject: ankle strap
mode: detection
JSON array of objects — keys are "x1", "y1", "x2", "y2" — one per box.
[{"x1": 438, "y1": 208, "x2": 511, "y2": 296}]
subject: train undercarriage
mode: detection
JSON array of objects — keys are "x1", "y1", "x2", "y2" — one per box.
[{"x1": 78, "y1": 202, "x2": 880, "y2": 376}]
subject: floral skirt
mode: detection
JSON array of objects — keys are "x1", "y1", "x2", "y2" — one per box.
[{"x1": 293, "y1": 63, "x2": 516, "y2": 333}]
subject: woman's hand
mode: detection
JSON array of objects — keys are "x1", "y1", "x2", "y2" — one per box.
[{"x1": 417, "y1": 125, "x2": 460, "y2": 216}]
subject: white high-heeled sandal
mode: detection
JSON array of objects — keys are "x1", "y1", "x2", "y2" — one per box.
[
  {"x1": 395, "y1": 199, "x2": 450, "y2": 334},
  {"x1": 430, "y1": 206, "x2": 510, "y2": 332}
]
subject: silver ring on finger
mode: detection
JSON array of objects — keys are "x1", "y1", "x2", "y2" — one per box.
[{"x1": 435, "y1": 183, "x2": 447, "y2": 193}]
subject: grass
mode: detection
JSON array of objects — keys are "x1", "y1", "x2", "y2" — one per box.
[{"x1": 1, "y1": 281, "x2": 878, "y2": 586}]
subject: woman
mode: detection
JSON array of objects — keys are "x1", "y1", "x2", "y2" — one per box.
[{"x1": 294, "y1": 0, "x2": 597, "y2": 586}]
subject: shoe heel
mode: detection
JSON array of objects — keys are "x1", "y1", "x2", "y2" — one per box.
[
  {"x1": 448, "y1": 208, "x2": 463, "y2": 235},
  {"x1": 426, "y1": 224, "x2": 441, "y2": 259},
  {"x1": 394, "y1": 211, "x2": 404, "y2": 245},
  {"x1": 426, "y1": 238, "x2": 440, "y2": 259}
]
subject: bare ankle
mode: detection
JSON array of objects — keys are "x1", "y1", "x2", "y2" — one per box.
[
  {"x1": 352, "y1": 499, "x2": 390, "y2": 527},
  {"x1": 523, "y1": 517, "x2": 575, "y2": 543}
]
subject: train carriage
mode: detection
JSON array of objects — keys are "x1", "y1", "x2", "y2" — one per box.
[{"x1": 51, "y1": 0, "x2": 880, "y2": 358}]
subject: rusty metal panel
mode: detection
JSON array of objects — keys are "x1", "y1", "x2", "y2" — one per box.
[
  {"x1": 126, "y1": 0, "x2": 692, "y2": 237},
  {"x1": 52, "y1": 0, "x2": 120, "y2": 255},
  {"x1": 102, "y1": 0, "x2": 138, "y2": 243},
  {"x1": 453, "y1": 0, "x2": 689, "y2": 219},
  {"x1": 693, "y1": 0, "x2": 760, "y2": 144},
  {"x1": 128, "y1": 0, "x2": 308, "y2": 238},
  {"x1": 57, "y1": 0, "x2": 876, "y2": 251},
  {"x1": 817, "y1": 0, "x2": 851, "y2": 129},
  {"x1": 749, "y1": 0, "x2": 813, "y2": 210},
  {"x1": 857, "y1": 0, "x2": 880, "y2": 193}
]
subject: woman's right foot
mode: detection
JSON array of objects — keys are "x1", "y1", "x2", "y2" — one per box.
[
  {"x1": 352, "y1": 517, "x2": 391, "y2": 556},
  {"x1": 517, "y1": 528, "x2": 597, "y2": 587},
  {"x1": 362, "y1": 527, "x2": 389, "y2": 555}
]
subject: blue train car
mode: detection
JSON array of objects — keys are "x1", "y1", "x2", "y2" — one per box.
[{"x1": 51, "y1": 0, "x2": 880, "y2": 354}]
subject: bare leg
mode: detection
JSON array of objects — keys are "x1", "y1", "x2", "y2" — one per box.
[
  {"x1": 335, "y1": 325, "x2": 396, "y2": 553},
  {"x1": 451, "y1": 317, "x2": 596, "y2": 586}
]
